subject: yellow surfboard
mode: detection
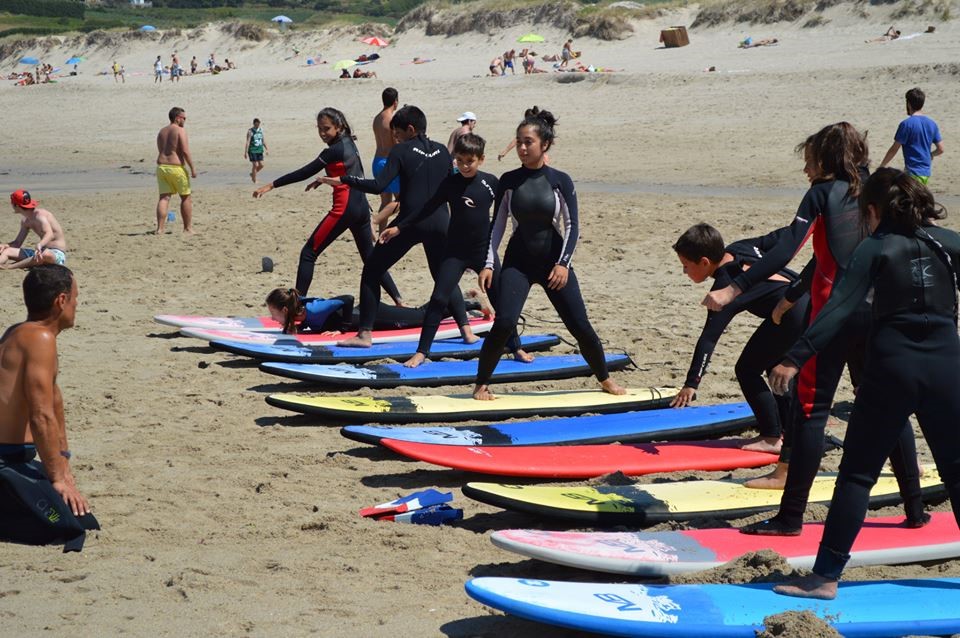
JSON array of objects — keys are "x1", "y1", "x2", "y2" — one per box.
[
  {"x1": 463, "y1": 466, "x2": 944, "y2": 524},
  {"x1": 265, "y1": 387, "x2": 676, "y2": 424}
]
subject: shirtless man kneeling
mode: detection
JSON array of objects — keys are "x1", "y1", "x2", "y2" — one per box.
[{"x1": 0, "y1": 265, "x2": 99, "y2": 552}]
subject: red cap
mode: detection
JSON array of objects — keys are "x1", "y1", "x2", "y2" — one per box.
[{"x1": 10, "y1": 189, "x2": 37, "y2": 209}]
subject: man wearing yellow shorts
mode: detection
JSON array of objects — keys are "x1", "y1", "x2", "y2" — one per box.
[{"x1": 156, "y1": 106, "x2": 197, "y2": 235}]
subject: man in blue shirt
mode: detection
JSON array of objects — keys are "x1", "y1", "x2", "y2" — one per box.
[{"x1": 879, "y1": 87, "x2": 944, "y2": 184}]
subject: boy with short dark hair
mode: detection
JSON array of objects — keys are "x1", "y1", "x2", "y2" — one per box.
[
  {"x1": 672, "y1": 222, "x2": 809, "y2": 460},
  {"x1": 0, "y1": 190, "x2": 68, "y2": 270},
  {"x1": 879, "y1": 87, "x2": 945, "y2": 184}
]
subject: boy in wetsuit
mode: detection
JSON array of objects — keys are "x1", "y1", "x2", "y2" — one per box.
[
  {"x1": 319, "y1": 105, "x2": 474, "y2": 348},
  {"x1": 378, "y1": 133, "x2": 529, "y2": 367},
  {"x1": 672, "y1": 223, "x2": 809, "y2": 455},
  {"x1": 0, "y1": 190, "x2": 68, "y2": 269}
]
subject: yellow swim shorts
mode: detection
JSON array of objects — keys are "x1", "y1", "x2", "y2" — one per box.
[{"x1": 157, "y1": 164, "x2": 191, "y2": 196}]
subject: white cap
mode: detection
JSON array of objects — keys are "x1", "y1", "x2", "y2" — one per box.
[{"x1": 457, "y1": 111, "x2": 477, "y2": 122}]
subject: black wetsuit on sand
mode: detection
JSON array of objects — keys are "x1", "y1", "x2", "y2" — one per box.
[
  {"x1": 341, "y1": 134, "x2": 469, "y2": 332},
  {"x1": 302, "y1": 294, "x2": 482, "y2": 333},
  {"x1": 271, "y1": 135, "x2": 401, "y2": 301},
  {"x1": 786, "y1": 223, "x2": 960, "y2": 578},
  {"x1": 475, "y1": 165, "x2": 606, "y2": 386}
]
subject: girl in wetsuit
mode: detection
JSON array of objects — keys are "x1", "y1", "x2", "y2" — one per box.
[
  {"x1": 252, "y1": 107, "x2": 402, "y2": 303},
  {"x1": 773, "y1": 168, "x2": 960, "y2": 600},
  {"x1": 472, "y1": 108, "x2": 626, "y2": 400}
]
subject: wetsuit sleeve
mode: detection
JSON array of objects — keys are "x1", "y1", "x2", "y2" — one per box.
[
  {"x1": 555, "y1": 171, "x2": 580, "y2": 267},
  {"x1": 731, "y1": 189, "x2": 820, "y2": 293},
  {"x1": 397, "y1": 176, "x2": 450, "y2": 231},
  {"x1": 784, "y1": 257, "x2": 816, "y2": 303},
  {"x1": 684, "y1": 305, "x2": 739, "y2": 389},
  {"x1": 786, "y1": 239, "x2": 881, "y2": 367},
  {"x1": 485, "y1": 180, "x2": 511, "y2": 270},
  {"x1": 272, "y1": 154, "x2": 329, "y2": 188},
  {"x1": 342, "y1": 145, "x2": 401, "y2": 194}
]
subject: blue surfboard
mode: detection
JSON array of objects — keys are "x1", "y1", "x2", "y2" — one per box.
[
  {"x1": 466, "y1": 577, "x2": 960, "y2": 638},
  {"x1": 210, "y1": 334, "x2": 561, "y2": 364},
  {"x1": 341, "y1": 402, "x2": 755, "y2": 447},
  {"x1": 259, "y1": 353, "x2": 632, "y2": 389}
]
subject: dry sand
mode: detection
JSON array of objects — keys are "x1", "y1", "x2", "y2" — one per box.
[{"x1": 1, "y1": 5, "x2": 959, "y2": 636}]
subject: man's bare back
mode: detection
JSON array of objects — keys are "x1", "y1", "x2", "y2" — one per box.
[
  {"x1": 0, "y1": 323, "x2": 51, "y2": 445},
  {"x1": 157, "y1": 123, "x2": 190, "y2": 167},
  {"x1": 373, "y1": 106, "x2": 396, "y2": 158}
]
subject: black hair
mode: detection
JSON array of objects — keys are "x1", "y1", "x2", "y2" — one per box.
[
  {"x1": 390, "y1": 105, "x2": 427, "y2": 134},
  {"x1": 382, "y1": 87, "x2": 398, "y2": 108},
  {"x1": 906, "y1": 87, "x2": 926, "y2": 112},
  {"x1": 317, "y1": 107, "x2": 355, "y2": 140},
  {"x1": 253, "y1": 118, "x2": 261, "y2": 125},
  {"x1": 672, "y1": 223, "x2": 725, "y2": 263},
  {"x1": 168, "y1": 107, "x2": 184, "y2": 122},
  {"x1": 265, "y1": 288, "x2": 304, "y2": 334},
  {"x1": 23, "y1": 264, "x2": 74, "y2": 317},
  {"x1": 516, "y1": 106, "x2": 557, "y2": 150},
  {"x1": 453, "y1": 133, "x2": 485, "y2": 158},
  {"x1": 859, "y1": 167, "x2": 946, "y2": 233}
]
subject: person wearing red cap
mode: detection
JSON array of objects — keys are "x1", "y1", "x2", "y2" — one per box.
[{"x1": 0, "y1": 190, "x2": 68, "y2": 269}]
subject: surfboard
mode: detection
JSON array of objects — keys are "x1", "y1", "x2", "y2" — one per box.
[
  {"x1": 209, "y1": 334, "x2": 562, "y2": 364},
  {"x1": 155, "y1": 314, "x2": 280, "y2": 331},
  {"x1": 341, "y1": 402, "x2": 756, "y2": 447},
  {"x1": 462, "y1": 466, "x2": 944, "y2": 524},
  {"x1": 465, "y1": 576, "x2": 960, "y2": 638},
  {"x1": 491, "y1": 512, "x2": 960, "y2": 576},
  {"x1": 266, "y1": 387, "x2": 676, "y2": 424},
  {"x1": 382, "y1": 439, "x2": 777, "y2": 478},
  {"x1": 179, "y1": 316, "x2": 494, "y2": 344},
  {"x1": 259, "y1": 354, "x2": 632, "y2": 389}
]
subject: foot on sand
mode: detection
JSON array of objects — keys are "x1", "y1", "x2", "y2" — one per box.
[
  {"x1": 773, "y1": 573, "x2": 838, "y2": 600},
  {"x1": 740, "y1": 516, "x2": 801, "y2": 536},
  {"x1": 601, "y1": 378, "x2": 627, "y2": 395},
  {"x1": 473, "y1": 384, "x2": 495, "y2": 401},
  {"x1": 338, "y1": 332, "x2": 373, "y2": 348},
  {"x1": 404, "y1": 352, "x2": 426, "y2": 368},
  {"x1": 744, "y1": 462, "x2": 788, "y2": 489}
]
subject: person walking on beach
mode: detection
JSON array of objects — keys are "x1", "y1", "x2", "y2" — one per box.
[
  {"x1": 112, "y1": 61, "x2": 121, "y2": 83},
  {"x1": 171, "y1": 51, "x2": 181, "y2": 82},
  {"x1": 245, "y1": 118, "x2": 268, "y2": 183},
  {"x1": 0, "y1": 265, "x2": 100, "y2": 552},
  {"x1": 155, "y1": 107, "x2": 196, "y2": 235},
  {"x1": 153, "y1": 55, "x2": 163, "y2": 83},
  {"x1": 371, "y1": 88, "x2": 400, "y2": 215},
  {"x1": 190, "y1": 56, "x2": 197, "y2": 75},
  {"x1": 879, "y1": 87, "x2": 944, "y2": 185}
]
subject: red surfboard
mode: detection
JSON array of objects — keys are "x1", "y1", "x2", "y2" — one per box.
[{"x1": 379, "y1": 439, "x2": 777, "y2": 478}]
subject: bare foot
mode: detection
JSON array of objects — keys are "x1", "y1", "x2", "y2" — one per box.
[
  {"x1": 404, "y1": 352, "x2": 426, "y2": 368},
  {"x1": 773, "y1": 574, "x2": 838, "y2": 599},
  {"x1": 601, "y1": 378, "x2": 627, "y2": 395},
  {"x1": 183, "y1": 228, "x2": 195, "y2": 235},
  {"x1": 740, "y1": 436, "x2": 782, "y2": 454},
  {"x1": 744, "y1": 462, "x2": 789, "y2": 489},
  {"x1": 461, "y1": 325, "x2": 480, "y2": 345},
  {"x1": 338, "y1": 332, "x2": 373, "y2": 348},
  {"x1": 473, "y1": 384, "x2": 496, "y2": 400},
  {"x1": 513, "y1": 349, "x2": 534, "y2": 363},
  {"x1": 250, "y1": 171, "x2": 256, "y2": 183},
  {"x1": 154, "y1": 227, "x2": 165, "y2": 236}
]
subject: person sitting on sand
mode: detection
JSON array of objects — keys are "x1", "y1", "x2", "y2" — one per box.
[
  {"x1": 339, "y1": 68, "x2": 351, "y2": 79},
  {"x1": 353, "y1": 68, "x2": 377, "y2": 79},
  {"x1": 0, "y1": 190, "x2": 67, "y2": 269},
  {"x1": 866, "y1": 26, "x2": 900, "y2": 43}
]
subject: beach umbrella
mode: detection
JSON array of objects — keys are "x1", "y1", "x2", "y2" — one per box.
[
  {"x1": 361, "y1": 36, "x2": 389, "y2": 47},
  {"x1": 139, "y1": 25, "x2": 156, "y2": 32},
  {"x1": 333, "y1": 59, "x2": 356, "y2": 70},
  {"x1": 18, "y1": 56, "x2": 40, "y2": 65},
  {"x1": 65, "y1": 56, "x2": 83, "y2": 65},
  {"x1": 271, "y1": 15, "x2": 293, "y2": 23},
  {"x1": 517, "y1": 33, "x2": 545, "y2": 43}
]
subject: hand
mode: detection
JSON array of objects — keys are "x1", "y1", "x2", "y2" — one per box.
[
  {"x1": 772, "y1": 298, "x2": 795, "y2": 325},
  {"x1": 547, "y1": 264, "x2": 569, "y2": 290},
  {"x1": 497, "y1": 154, "x2": 503, "y2": 161},
  {"x1": 769, "y1": 362, "x2": 799, "y2": 396},
  {"x1": 244, "y1": 153, "x2": 248, "y2": 160},
  {"x1": 478, "y1": 268, "x2": 494, "y2": 290},
  {"x1": 52, "y1": 479, "x2": 90, "y2": 517},
  {"x1": 0, "y1": 243, "x2": 7, "y2": 252},
  {"x1": 379, "y1": 227, "x2": 400, "y2": 244},
  {"x1": 670, "y1": 386, "x2": 697, "y2": 408},
  {"x1": 33, "y1": 245, "x2": 44, "y2": 263},
  {"x1": 304, "y1": 180, "x2": 322, "y2": 192},
  {"x1": 253, "y1": 184, "x2": 273, "y2": 198},
  {"x1": 318, "y1": 176, "x2": 340, "y2": 187},
  {"x1": 190, "y1": 169, "x2": 197, "y2": 179},
  {"x1": 702, "y1": 285, "x2": 740, "y2": 312}
]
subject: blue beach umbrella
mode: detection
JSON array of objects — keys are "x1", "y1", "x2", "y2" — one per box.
[
  {"x1": 271, "y1": 15, "x2": 293, "y2": 23},
  {"x1": 66, "y1": 56, "x2": 83, "y2": 65},
  {"x1": 139, "y1": 25, "x2": 157, "y2": 32},
  {"x1": 19, "y1": 56, "x2": 40, "y2": 65}
]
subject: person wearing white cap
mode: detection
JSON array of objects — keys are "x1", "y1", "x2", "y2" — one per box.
[{"x1": 447, "y1": 112, "x2": 477, "y2": 170}]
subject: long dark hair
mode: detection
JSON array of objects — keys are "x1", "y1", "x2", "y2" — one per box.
[
  {"x1": 810, "y1": 122, "x2": 868, "y2": 197},
  {"x1": 517, "y1": 106, "x2": 558, "y2": 150},
  {"x1": 859, "y1": 167, "x2": 946, "y2": 233},
  {"x1": 317, "y1": 107, "x2": 355, "y2": 141},
  {"x1": 266, "y1": 288, "x2": 304, "y2": 334}
]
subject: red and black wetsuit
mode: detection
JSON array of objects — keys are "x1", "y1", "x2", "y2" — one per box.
[
  {"x1": 735, "y1": 170, "x2": 925, "y2": 533},
  {"x1": 271, "y1": 134, "x2": 401, "y2": 302}
]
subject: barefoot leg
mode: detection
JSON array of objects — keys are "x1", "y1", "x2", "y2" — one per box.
[
  {"x1": 461, "y1": 324, "x2": 479, "y2": 345},
  {"x1": 773, "y1": 573, "x2": 838, "y2": 600},
  {"x1": 513, "y1": 349, "x2": 534, "y2": 363},
  {"x1": 473, "y1": 384, "x2": 496, "y2": 400},
  {"x1": 600, "y1": 378, "x2": 627, "y2": 395},
  {"x1": 404, "y1": 352, "x2": 426, "y2": 368},
  {"x1": 338, "y1": 331, "x2": 373, "y2": 348},
  {"x1": 740, "y1": 435, "x2": 783, "y2": 454},
  {"x1": 744, "y1": 461, "x2": 789, "y2": 489}
]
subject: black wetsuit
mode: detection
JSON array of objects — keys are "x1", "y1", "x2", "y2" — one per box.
[
  {"x1": 342, "y1": 134, "x2": 469, "y2": 332},
  {"x1": 475, "y1": 165, "x2": 607, "y2": 385},
  {"x1": 0, "y1": 445, "x2": 100, "y2": 552},
  {"x1": 398, "y1": 171, "x2": 522, "y2": 355},
  {"x1": 735, "y1": 173, "x2": 924, "y2": 533},
  {"x1": 271, "y1": 135, "x2": 401, "y2": 302},
  {"x1": 784, "y1": 223, "x2": 960, "y2": 578},
  {"x1": 687, "y1": 227, "x2": 810, "y2": 439},
  {"x1": 299, "y1": 294, "x2": 481, "y2": 333}
]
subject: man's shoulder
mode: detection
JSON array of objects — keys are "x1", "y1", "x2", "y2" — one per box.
[{"x1": 3, "y1": 322, "x2": 56, "y2": 351}]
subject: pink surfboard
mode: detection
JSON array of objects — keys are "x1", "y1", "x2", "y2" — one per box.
[
  {"x1": 491, "y1": 512, "x2": 960, "y2": 576},
  {"x1": 380, "y1": 439, "x2": 778, "y2": 478},
  {"x1": 154, "y1": 314, "x2": 279, "y2": 331}
]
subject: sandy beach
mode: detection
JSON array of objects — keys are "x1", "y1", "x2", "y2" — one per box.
[{"x1": 1, "y1": 4, "x2": 959, "y2": 635}]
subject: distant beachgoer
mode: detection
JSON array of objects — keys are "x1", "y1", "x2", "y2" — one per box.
[
  {"x1": 154, "y1": 55, "x2": 163, "y2": 83},
  {"x1": 866, "y1": 26, "x2": 900, "y2": 43},
  {"x1": 372, "y1": 87, "x2": 400, "y2": 214},
  {"x1": 245, "y1": 118, "x2": 268, "y2": 183},
  {"x1": 119, "y1": 65, "x2": 126, "y2": 83},
  {"x1": 224, "y1": 59, "x2": 236, "y2": 70},
  {"x1": 739, "y1": 37, "x2": 779, "y2": 48},
  {"x1": 112, "y1": 61, "x2": 121, "y2": 82},
  {"x1": 353, "y1": 68, "x2": 377, "y2": 78},
  {"x1": 155, "y1": 107, "x2": 196, "y2": 235},
  {"x1": 489, "y1": 56, "x2": 503, "y2": 76},
  {"x1": 171, "y1": 51, "x2": 181, "y2": 81},
  {"x1": 879, "y1": 87, "x2": 944, "y2": 185},
  {"x1": 560, "y1": 39, "x2": 574, "y2": 68},
  {"x1": 447, "y1": 111, "x2": 477, "y2": 157},
  {"x1": 207, "y1": 53, "x2": 215, "y2": 70},
  {"x1": 502, "y1": 49, "x2": 516, "y2": 75},
  {"x1": 0, "y1": 190, "x2": 68, "y2": 269},
  {"x1": 190, "y1": 56, "x2": 197, "y2": 74},
  {"x1": 0, "y1": 265, "x2": 100, "y2": 551},
  {"x1": 339, "y1": 69, "x2": 351, "y2": 79}
]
